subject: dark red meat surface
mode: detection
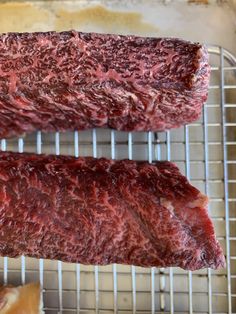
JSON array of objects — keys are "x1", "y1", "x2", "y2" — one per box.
[
  {"x1": 0, "y1": 31, "x2": 210, "y2": 138},
  {"x1": 0, "y1": 152, "x2": 224, "y2": 270}
]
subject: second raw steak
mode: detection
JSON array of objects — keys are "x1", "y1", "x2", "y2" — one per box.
[{"x1": 0, "y1": 152, "x2": 225, "y2": 270}]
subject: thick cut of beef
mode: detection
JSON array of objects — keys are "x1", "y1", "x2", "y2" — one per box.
[
  {"x1": 0, "y1": 31, "x2": 210, "y2": 138},
  {"x1": 0, "y1": 152, "x2": 224, "y2": 270}
]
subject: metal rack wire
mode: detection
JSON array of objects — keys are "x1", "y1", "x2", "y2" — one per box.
[{"x1": 0, "y1": 45, "x2": 235, "y2": 313}]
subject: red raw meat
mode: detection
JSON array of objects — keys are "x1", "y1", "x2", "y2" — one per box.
[
  {"x1": 0, "y1": 152, "x2": 224, "y2": 270},
  {"x1": 0, "y1": 31, "x2": 210, "y2": 138}
]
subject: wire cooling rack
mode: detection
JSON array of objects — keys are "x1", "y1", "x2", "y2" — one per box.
[{"x1": 0, "y1": 46, "x2": 235, "y2": 314}]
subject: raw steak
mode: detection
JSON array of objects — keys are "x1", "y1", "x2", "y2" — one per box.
[
  {"x1": 0, "y1": 151, "x2": 224, "y2": 270},
  {"x1": 0, "y1": 31, "x2": 210, "y2": 138}
]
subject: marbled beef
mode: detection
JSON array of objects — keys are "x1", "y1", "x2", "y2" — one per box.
[
  {"x1": 0, "y1": 152, "x2": 225, "y2": 270},
  {"x1": 0, "y1": 31, "x2": 210, "y2": 138}
]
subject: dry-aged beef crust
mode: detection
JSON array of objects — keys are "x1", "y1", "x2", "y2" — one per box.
[
  {"x1": 0, "y1": 31, "x2": 210, "y2": 138},
  {"x1": 0, "y1": 152, "x2": 225, "y2": 270}
]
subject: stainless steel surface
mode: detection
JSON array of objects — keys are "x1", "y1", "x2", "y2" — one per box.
[{"x1": 0, "y1": 46, "x2": 235, "y2": 313}]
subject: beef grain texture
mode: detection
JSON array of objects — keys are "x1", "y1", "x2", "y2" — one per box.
[
  {"x1": 0, "y1": 152, "x2": 225, "y2": 270},
  {"x1": 0, "y1": 31, "x2": 210, "y2": 138}
]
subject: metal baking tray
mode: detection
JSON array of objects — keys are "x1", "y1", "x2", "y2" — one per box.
[{"x1": 0, "y1": 1, "x2": 235, "y2": 313}]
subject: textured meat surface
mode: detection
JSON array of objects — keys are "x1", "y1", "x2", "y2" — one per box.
[
  {"x1": 0, "y1": 31, "x2": 210, "y2": 138},
  {"x1": 0, "y1": 152, "x2": 224, "y2": 270}
]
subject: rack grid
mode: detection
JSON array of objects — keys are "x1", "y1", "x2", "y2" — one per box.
[{"x1": 0, "y1": 46, "x2": 235, "y2": 314}]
